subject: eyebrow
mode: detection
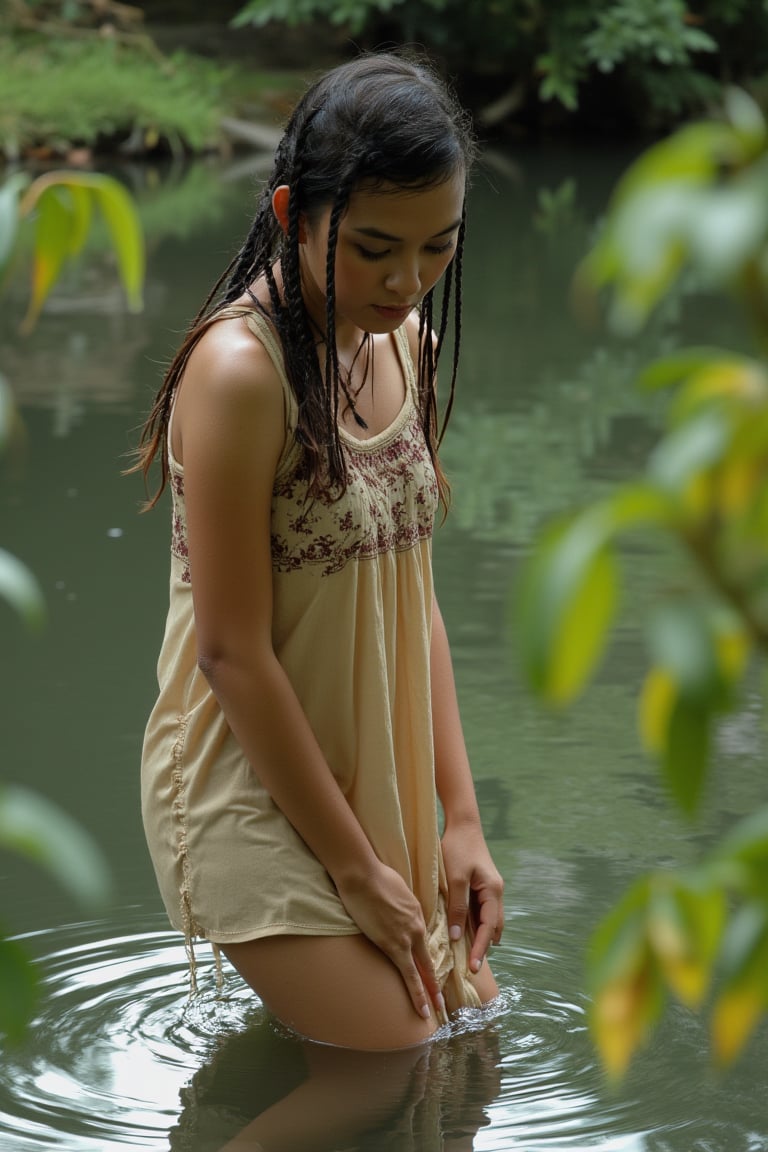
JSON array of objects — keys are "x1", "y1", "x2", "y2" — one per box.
[{"x1": 351, "y1": 219, "x2": 462, "y2": 243}]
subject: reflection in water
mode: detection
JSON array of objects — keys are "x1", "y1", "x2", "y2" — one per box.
[
  {"x1": 0, "y1": 917, "x2": 636, "y2": 1152},
  {"x1": 5, "y1": 911, "x2": 763, "y2": 1151},
  {"x1": 174, "y1": 1013, "x2": 502, "y2": 1152}
]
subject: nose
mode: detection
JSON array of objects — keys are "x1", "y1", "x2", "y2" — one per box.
[{"x1": 384, "y1": 260, "x2": 421, "y2": 300}]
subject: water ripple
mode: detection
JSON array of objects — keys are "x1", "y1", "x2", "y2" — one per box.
[
  {"x1": 0, "y1": 917, "x2": 765, "y2": 1151},
  {"x1": 0, "y1": 918, "x2": 258, "y2": 1151}
]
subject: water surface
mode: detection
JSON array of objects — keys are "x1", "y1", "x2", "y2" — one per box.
[{"x1": 1, "y1": 146, "x2": 766, "y2": 1150}]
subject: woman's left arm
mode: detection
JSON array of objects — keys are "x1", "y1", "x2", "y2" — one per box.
[{"x1": 431, "y1": 596, "x2": 505, "y2": 972}]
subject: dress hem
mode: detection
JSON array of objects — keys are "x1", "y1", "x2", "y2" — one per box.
[{"x1": 182, "y1": 922, "x2": 362, "y2": 946}]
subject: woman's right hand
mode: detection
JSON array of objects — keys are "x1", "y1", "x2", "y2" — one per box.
[{"x1": 335, "y1": 862, "x2": 444, "y2": 1022}]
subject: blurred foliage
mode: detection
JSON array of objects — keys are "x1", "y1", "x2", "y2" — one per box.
[
  {"x1": 516, "y1": 89, "x2": 768, "y2": 1078},
  {"x1": 0, "y1": 168, "x2": 142, "y2": 1042},
  {"x1": 233, "y1": 0, "x2": 768, "y2": 131},
  {"x1": 0, "y1": 169, "x2": 145, "y2": 331},
  {"x1": 0, "y1": 36, "x2": 230, "y2": 158}
]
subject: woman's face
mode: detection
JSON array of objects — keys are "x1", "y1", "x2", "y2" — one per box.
[{"x1": 299, "y1": 169, "x2": 466, "y2": 339}]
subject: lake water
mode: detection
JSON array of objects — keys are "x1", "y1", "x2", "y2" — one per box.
[{"x1": 1, "y1": 143, "x2": 766, "y2": 1151}]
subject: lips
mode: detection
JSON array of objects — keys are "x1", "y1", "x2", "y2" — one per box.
[{"x1": 373, "y1": 304, "x2": 414, "y2": 320}]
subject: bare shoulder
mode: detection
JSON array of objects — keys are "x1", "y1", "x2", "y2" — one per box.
[
  {"x1": 182, "y1": 313, "x2": 282, "y2": 405},
  {"x1": 174, "y1": 313, "x2": 285, "y2": 464}
]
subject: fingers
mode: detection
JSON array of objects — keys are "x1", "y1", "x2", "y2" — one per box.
[
  {"x1": 412, "y1": 933, "x2": 447, "y2": 1023},
  {"x1": 392, "y1": 904, "x2": 443, "y2": 1022},
  {"x1": 386, "y1": 935, "x2": 444, "y2": 1021},
  {"x1": 399, "y1": 957, "x2": 432, "y2": 1020},
  {"x1": 468, "y1": 920, "x2": 496, "y2": 973},
  {"x1": 446, "y1": 881, "x2": 470, "y2": 944},
  {"x1": 340, "y1": 863, "x2": 447, "y2": 1022},
  {"x1": 468, "y1": 889, "x2": 504, "y2": 973}
]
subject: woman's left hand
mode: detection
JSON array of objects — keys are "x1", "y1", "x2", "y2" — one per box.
[{"x1": 441, "y1": 820, "x2": 504, "y2": 973}]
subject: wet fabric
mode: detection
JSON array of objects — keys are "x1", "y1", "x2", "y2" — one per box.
[{"x1": 140, "y1": 306, "x2": 481, "y2": 1009}]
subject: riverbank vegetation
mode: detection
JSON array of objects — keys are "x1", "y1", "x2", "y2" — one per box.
[
  {"x1": 6, "y1": 0, "x2": 768, "y2": 160},
  {"x1": 234, "y1": 0, "x2": 768, "y2": 133},
  {"x1": 0, "y1": 0, "x2": 303, "y2": 161}
]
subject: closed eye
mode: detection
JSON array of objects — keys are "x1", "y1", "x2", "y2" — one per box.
[
  {"x1": 356, "y1": 245, "x2": 390, "y2": 262},
  {"x1": 356, "y1": 241, "x2": 455, "y2": 261}
]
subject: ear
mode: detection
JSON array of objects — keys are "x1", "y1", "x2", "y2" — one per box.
[{"x1": 271, "y1": 185, "x2": 307, "y2": 242}]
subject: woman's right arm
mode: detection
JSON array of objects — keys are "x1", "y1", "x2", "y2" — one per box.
[{"x1": 173, "y1": 317, "x2": 442, "y2": 1020}]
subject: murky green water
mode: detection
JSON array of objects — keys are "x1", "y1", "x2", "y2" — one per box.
[{"x1": 1, "y1": 145, "x2": 766, "y2": 1150}]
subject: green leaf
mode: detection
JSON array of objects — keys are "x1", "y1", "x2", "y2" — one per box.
[
  {"x1": 63, "y1": 183, "x2": 93, "y2": 259},
  {"x1": 0, "y1": 785, "x2": 111, "y2": 909},
  {"x1": 661, "y1": 693, "x2": 711, "y2": 816},
  {"x1": 647, "y1": 602, "x2": 722, "y2": 701},
  {"x1": 17, "y1": 172, "x2": 144, "y2": 329},
  {"x1": 713, "y1": 806, "x2": 768, "y2": 898},
  {"x1": 90, "y1": 177, "x2": 145, "y2": 313},
  {"x1": 647, "y1": 407, "x2": 728, "y2": 493},
  {"x1": 718, "y1": 902, "x2": 768, "y2": 987},
  {"x1": 588, "y1": 876, "x2": 651, "y2": 989},
  {"x1": 0, "y1": 547, "x2": 45, "y2": 630},
  {"x1": 723, "y1": 87, "x2": 766, "y2": 150},
  {"x1": 0, "y1": 936, "x2": 39, "y2": 1045},
  {"x1": 518, "y1": 484, "x2": 674, "y2": 702},
  {"x1": 547, "y1": 544, "x2": 618, "y2": 703},
  {"x1": 518, "y1": 518, "x2": 616, "y2": 703},
  {"x1": 637, "y1": 347, "x2": 741, "y2": 391},
  {"x1": 612, "y1": 122, "x2": 742, "y2": 206},
  {"x1": 718, "y1": 806, "x2": 768, "y2": 864},
  {"x1": 22, "y1": 185, "x2": 75, "y2": 333}
]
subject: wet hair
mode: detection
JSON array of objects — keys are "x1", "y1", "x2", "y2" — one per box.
[{"x1": 132, "y1": 50, "x2": 476, "y2": 508}]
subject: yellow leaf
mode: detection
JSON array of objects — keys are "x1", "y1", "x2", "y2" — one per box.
[
  {"x1": 592, "y1": 970, "x2": 653, "y2": 1080},
  {"x1": 647, "y1": 891, "x2": 710, "y2": 1008},
  {"x1": 651, "y1": 926, "x2": 707, "y2": 1009},
  {"x1": 681, "y1": 471, "x2": 713, "y2": 520},
  {"x1": 712, "y1": 981, "x2": 764, "y2": 1065},
  {"x1": 682, "y1": 361, "x2": 767, "y2": 408},
  {"x1": 714, "y1": 628, "x2": 749, "y2": 683},
  {"x1": 639, "y1": 667, "x2": 676, "y2": 755},
  {"x1": 717, "y1": 458, "x2": 760, "y2": 516},
  {"x1": 663, "y1": 955, "x2": 710, "y2": 1009}
]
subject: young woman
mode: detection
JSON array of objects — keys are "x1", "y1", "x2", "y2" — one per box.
[{"x1": 134, "y1": 50, "x2": 504, "y2": 1055}]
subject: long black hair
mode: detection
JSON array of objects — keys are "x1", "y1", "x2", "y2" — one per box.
[{"x1": 132, "y1": 51, "x2": 476, "y2": 508}]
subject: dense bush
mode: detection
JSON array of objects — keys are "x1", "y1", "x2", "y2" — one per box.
[{"x1": 234, "y1": 0, "x2": 768, "y2": 131}]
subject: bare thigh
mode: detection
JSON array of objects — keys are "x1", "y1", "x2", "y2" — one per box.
[{"x1": 221, "y1": 934, "x2": 496, "y2": 1051}]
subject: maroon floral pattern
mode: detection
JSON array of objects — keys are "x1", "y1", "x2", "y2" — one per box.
[
  {"x1": 170, "y1": 473, "x2": 191, "y2": 584},
  {"x1": 272, "y1": 409, "x2": 438, "y2": 576},
  {"x1": 169, "y1": 405, "x2": 438, "y2": 583}
]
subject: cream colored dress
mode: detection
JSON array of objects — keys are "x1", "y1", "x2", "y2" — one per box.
[{"x1": 141, "y1": 307, "x2": 481, "y2": 1008}]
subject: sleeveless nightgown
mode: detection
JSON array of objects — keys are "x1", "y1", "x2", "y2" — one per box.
[{"x1": 140, "y1": 306, "x2": 481, "y2": 1009}]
